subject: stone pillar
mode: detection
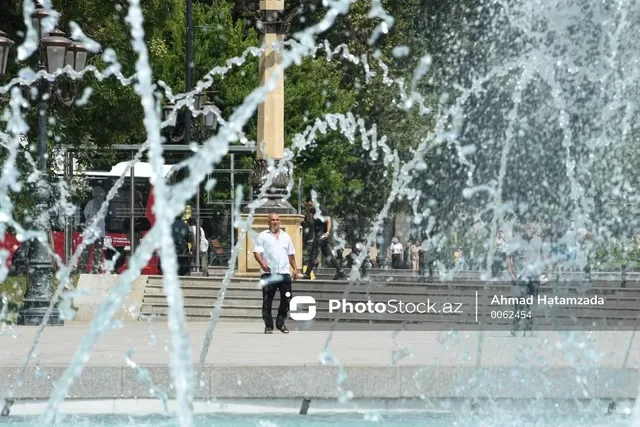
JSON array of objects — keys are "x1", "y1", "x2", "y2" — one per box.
[{"x1": 237, "y1": 0, "x2": 304, "y2": 276}]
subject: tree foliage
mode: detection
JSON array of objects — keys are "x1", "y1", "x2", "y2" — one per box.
[{"x1": 1, "y1": 0, "x2": 455, "y2": 240}]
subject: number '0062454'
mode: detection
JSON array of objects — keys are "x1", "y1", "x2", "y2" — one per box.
[{"x1": 490, "y1": 311, "x2": 532, "y2": 319}]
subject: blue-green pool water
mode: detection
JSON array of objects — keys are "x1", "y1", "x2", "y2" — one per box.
[{"x1": 0, "y1": 413, "x2": 631, "y2": 426}]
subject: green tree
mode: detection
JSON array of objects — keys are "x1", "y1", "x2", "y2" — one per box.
[{"x1": 1, "y1": 0, "x2": 443, "y2": 240}]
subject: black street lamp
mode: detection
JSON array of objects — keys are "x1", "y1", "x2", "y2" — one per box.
[
  {"x1": 162, "y1": 94, "x2": 220, "y2": 142},
  {"x1": 0, "y1": 31, "x2": 15, "y2": 76},
  {"x1": 163, "y1": 93, "x2": 219, "y2": 275},
  {"x1": 1, "y1": 5, "x2": 89, "y2": 326}
]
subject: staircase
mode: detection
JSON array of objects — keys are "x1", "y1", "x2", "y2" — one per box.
[{"x1": 139, "y1": 268, "x2": 640, "y2": 327}]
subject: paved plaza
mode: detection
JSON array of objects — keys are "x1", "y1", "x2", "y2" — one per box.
[{"x1": 0, "y1": 321, "x2": 638, "y2": 402}]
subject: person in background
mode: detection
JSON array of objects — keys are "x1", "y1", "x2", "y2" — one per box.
[
  {"x1": 172, "y1": 212, "x2": 192, "y2": 276},
  {"x1": 419, "y1": 238, "x2": 435, "y2": 283},
  {"x1": 389, "y1": 237, "x2": 403, "y2": 269},
  {"x1": 253, "y1": 212, "x2": 300, "y2": 334},
  {"x1": 133, "y1": 190, "x2": 151, "y2": 247},
  {"x1": 159, "y1": 209, "x2": 192, "y2": 277},
  {"x1": 368, "y1": 246, "x2": 379, "y2": 268},
  {"x1": 346, "y1": 243, "x2": 372, "y2": 277},
  {"x1": 575, "y1": 227, "x2": 592, "y2": 281},
  {"x1": 492, "y1": 229, "x2": 507, "y2": 278},
  {"x1": 189, "y1": 217, "x2": 209, "y2": 276},
  {"x1": 134, "y1": 190, "x2": 144, "y2": 213},
  {"x1": 454, "y1": 247, "x2": 466, "y2": 270},
  {"x1": 507, "y1": 222, "x2": 547, "y2": 336},
  {"x1": 402, "y1": 241, "x2": 410, "y2": 269},
  {"x1": 83, "y1": 186, "x2": 106, "y2": 274},
  {"x1": 410, "y1": 240, "x2": 421, "y2": 272},
  {"x1": 548, "y1": 220, "x2": 567, "y2": 281},
  {"x1": 302, "y1": 200, "x2": 346, "y2": 280}
]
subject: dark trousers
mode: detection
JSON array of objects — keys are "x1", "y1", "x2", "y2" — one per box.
[
  {"x1": 513, "y1": 276, "x2": 539, "y2": 331},
  {"x1": 391, "y1": 253, "x2": 401, "y2": 269},
  {"x1": 419, "y1": 251, "x2": 434, "y2": 282},
  {"x1": 305, "y1": 234, "x2": 341, "y2": 276},
  {"x1": 159, "y1": 253, "x2": 191, "y2": 276},
  {"x1": 261, "y1": 273, "x2": 292, "y2": 328},
  {"x1": 492, "y1": 252, "x2": 506, "y2": 278},
  {"x1": 90, "y1": 237, "x2": 104, "y2": 273}
]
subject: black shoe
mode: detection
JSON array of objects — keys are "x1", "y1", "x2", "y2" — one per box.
[
  {"x1": 333, "y1": 271, "x2": 347, "y2": 280},
  {"x1": 277, "y1": 325, "x2": 289, "y2": 334},
  {"x1": 265, "y1": 327, "x2": 273, "y2": 334},
  {"x1": 302, "y1": 274, "x2": 311, "y2": 280}
]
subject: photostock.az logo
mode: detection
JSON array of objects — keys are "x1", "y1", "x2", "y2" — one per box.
[{"x1": 289, "y1": 295, "x2": 316, "y2": 321}]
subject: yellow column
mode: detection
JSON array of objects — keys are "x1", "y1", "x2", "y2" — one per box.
[
  {"x1": 237, "y1": 0, "x2": 304, "y2": 276},
  {"x1": 257, "y1": 32, "x2": 284, "y2": 160}
]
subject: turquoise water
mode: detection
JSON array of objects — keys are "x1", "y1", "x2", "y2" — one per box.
[{"x1": 0, "y1": 413, "x2": 631, "y2": 426}]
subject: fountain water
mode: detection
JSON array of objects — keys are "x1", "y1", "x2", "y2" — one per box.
[{"x1": 0, "y1": 0, "x2": 639, "y2": 425}]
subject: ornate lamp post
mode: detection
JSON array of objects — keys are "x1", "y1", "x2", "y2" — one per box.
[
  {"x1": 1, "y1": 5, "x2": 89, "y2": 325},
  {"x1": 163, "y1": 93, "x2": 219, "y2": 274}
]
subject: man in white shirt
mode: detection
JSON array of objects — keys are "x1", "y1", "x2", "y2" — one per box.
[
  {"x1": 389, "y1": 237, "x2": 403, "y2": 269},
  {"x1": 189, "y1": 218, "x2": 209, "y2": 276},
  {"x1": 253, "y1": 212, "x2": 300, "y2": 334}
]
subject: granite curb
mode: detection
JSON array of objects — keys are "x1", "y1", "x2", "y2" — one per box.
[{"x1": 0, "y1": 365, "x2": 637, "y2": 400}]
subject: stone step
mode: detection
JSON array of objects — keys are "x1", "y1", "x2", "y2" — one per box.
[
  {"x1": 143, "y1": 286, "x2": 640, "y2": 301},
  {"x1": 140, "y1": 313, "x2": 261, "y2": 322},
  {"x1": 141, "y1": 293, "x2": 640, "y2": 312},
  {"x1": 139, "y1": 306, "x2": 639, "y2": 325},
  {"x1": 140, "y1": 299, "x2": 640, "y2": 317},
  {"x1": 144, "y1": 277, "x2": 640, "y2": 293},
  {"x1": 312, "y1": 276, "x2": 633, "y2": 287},
  {"x1": 142, "y1": 284, "x2": 640, "y2": 299},
  {"x1": 148, "y1": 274, "x2": 637, "y2": 286},
  {"x1": 140, "y1": 274, "x2": 640, "y2": 322},
  {"x1": 143, "y1": 281, "x2": 640, "y2": 298},
  {"x1": 204, "y1": 265, "x2": 640, "y2": 280},
  {"x1": 313, "y1": 268, "x2": 638, "y2": 279},
  {"x1": 143, "y1": 285, "x2": 640, "y2": 300},
  {"x1": 143, "y1": 296, "x2": 257, "y2": 306}
]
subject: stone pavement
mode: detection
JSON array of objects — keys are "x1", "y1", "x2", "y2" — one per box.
[{"x1": 0, "y1": 321, "x2": 638, "y2": 400}]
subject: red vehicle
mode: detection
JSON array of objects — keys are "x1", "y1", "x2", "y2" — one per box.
[{"x1": 2, "y1": 162, "x2": 176, "y2": 276}]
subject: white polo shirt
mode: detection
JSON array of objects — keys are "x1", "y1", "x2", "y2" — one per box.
[
  {"x1": 253, "y1": 229, "x2": 295, "y2": 275},
  {"x1": 390, "y1": 242, "x2": 403, "y2": 255}
]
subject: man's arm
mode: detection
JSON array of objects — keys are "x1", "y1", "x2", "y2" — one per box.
[
  {"x1": 322, "y1": 216, "x2": 332, "y2": 239},
  {"x1": 287, "y1": 236, "x2": 299, "y2": 279},
  {"x1": 288, "y1": 254, "x2": 299, "y2": 279},
  {"x1": 252, "y1": 235, "x2": 270, "y2": 272},
  {"x1": 253, "y1": 252, "x2": 270, "y2": 272}
]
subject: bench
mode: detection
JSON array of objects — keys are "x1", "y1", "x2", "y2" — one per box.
[{"x1": 209, "y1": 239, "x2": 232, "y2": 266}]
